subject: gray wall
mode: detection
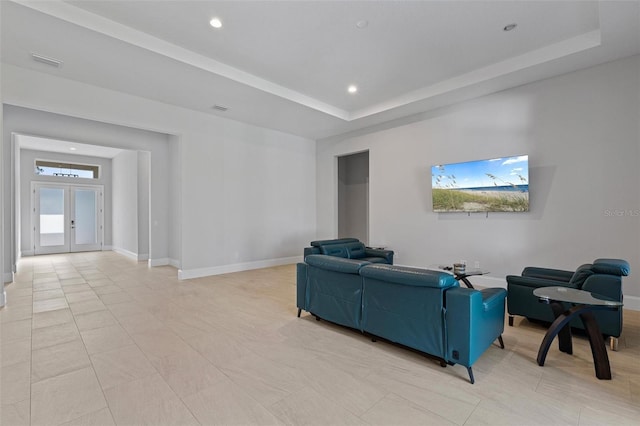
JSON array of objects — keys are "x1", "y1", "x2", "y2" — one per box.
[
  {"x1": 318, "y1": 55, "x2": 640, "y2": 303},
  {"x1": 18, "y1": 148, "x2": 112, "y2": 255},
  {"x1": 338, "y1": 151, "x2": 369, "y2": 244}
]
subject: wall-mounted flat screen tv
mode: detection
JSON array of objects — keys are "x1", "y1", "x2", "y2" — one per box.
[{"x1": 431, "y1": 155, "x2": 529, "y2": 212}]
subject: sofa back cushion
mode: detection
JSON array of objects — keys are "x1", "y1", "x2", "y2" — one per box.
[
  {"x1": 360, "y1": 264, "x2": 458, "y2": 289},
  {"x1": 320, "y1": 244, "x2": 349, "y2": 258},
  {"x1": 345, "y1": 242, "x2": 366, "y2": 259},
  {"x1": 319, "y1": 241, "x2": 367, "y2": 259},
  {"x1": 569, "y1": 264, "x2": 594, "y2": 287},
  {"x1": 310, "y1": 238, "x2": 360, "y2": 247},
  {"x1": 592, "y1": 258, "x2": 631, "y2": 276},
  {"x1": 305, "y1": 254, "x2": 370, "y2": 274}
]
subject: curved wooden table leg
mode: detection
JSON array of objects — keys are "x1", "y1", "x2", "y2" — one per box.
[
  {"x1": 458, "y1": 276, "x2": 474, "y2": 289},
  {"x1": 537, "y1": 303, "x2": 587, "y2": 366},
  {"x1": 537, "y1": 304, "x2": 613, "y2": 380},
  {"x1": 550, "y1": 301, "x2": 572, "y2": 354},
  {"x1": 579, "y1": 311, "x2": 612, "y2": 379}
]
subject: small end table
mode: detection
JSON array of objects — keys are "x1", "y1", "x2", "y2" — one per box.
[
  {"x1": 432, "y1": 265, "x2": 490, "y2": 289},
  {"x1": 533, "y1": 286, "x2": 622, "y2": 380},
  {"x1": 453, "y1": 269, "x2": 490, "y2": 289}
]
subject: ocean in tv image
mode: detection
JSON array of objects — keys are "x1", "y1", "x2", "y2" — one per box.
[{"x1": 431, "y1": 155, "x2": 529, "y2": 212}]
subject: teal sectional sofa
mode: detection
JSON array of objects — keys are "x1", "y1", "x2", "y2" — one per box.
[
  {"x1": 302, "y1": 238, "x2": 394, "y2": 264},
  {"x1": 296, "y1": 253, "x2": 506, "y2": 383}
]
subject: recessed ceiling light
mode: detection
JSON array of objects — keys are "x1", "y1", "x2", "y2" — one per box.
[
  {"x1": 209, "y1": 17, "x2": 222, "y2": 29},
  {"x1": 503, "y1": 23, "x2": 517, "y2": 32},
  {"x1": 69, "y1": 147, "x2": 77, "y2": 151},
  {"x1": 348, "y1": 85, "x2": 358, "y2": 94},
  {"x1": 356, "y1": 20, "x2": 368, "y2": 29}
]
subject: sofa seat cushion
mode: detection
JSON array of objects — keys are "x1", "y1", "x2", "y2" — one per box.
[
  {"x1": 360, "y1": 264, "x2": 457, "y2": 288},
  {"x1": 360, "y1": 257, "x2": 388, "y2": 264},
  {"x1": 305, "y1": 254, "x2": 370, "y2": 274}
]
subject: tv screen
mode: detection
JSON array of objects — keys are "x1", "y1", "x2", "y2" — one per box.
[{"x1": 431, "y1": 155, "x2": 529, "y2": 212}]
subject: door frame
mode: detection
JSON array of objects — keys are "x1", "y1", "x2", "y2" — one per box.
[{"x1": 31, "y1": 182, "x2": 104, "y2": 255}]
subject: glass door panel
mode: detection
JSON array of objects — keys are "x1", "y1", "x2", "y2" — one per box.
[
  {"x1": 35, "y1": 186, "x2": 69, "y2": 254},
  {"x1": 71, "y1": 187, "x2": 101, "y2": 251}
]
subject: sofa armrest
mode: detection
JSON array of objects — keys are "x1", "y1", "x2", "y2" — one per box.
[
  {"x1": 581, "y1": 274, "x2": 623, "y2": 301},
  {"x1": 506, "y1": 275, "x2": 578, "y2": 290},
  {"x1": 521, "y1": 267, "x2": 573, "y2": 282},
  {"x1": 364, "y1": 248, "x2": 394, "y2": 264},
  {"x1": 445, "y1": 287, "x2": 506, "y2": 367}
]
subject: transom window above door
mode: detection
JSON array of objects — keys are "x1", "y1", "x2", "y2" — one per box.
[{"x1": 35, "y1": 160, "x2": 100, "y2": 179}]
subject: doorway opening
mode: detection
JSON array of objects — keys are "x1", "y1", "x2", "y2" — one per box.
[
  {"x1": 337, "y1": 151, "x2": 369, "y2": 244},
  {"x1": 32, "y1": 182, "x2": 104, "y2": 255}
]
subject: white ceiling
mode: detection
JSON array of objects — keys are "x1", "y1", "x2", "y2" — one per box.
[{"x1": 1, "y1": 1, "x2": 639, "y2": 140}]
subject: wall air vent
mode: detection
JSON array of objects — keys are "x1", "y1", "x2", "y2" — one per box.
[
  {"x1": 31, "y1": 53, "x2": 63, "y2": 68},
  {"x1": 212, "y1": 104, "x2": 229, "y2": 112}
]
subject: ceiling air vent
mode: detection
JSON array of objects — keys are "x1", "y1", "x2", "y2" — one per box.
[
  {"x1": 31, "y1": 52, "x2": 63, "y2": 68},
  {"x1": 212, "y1": 104, "x2": 229, "y2": 112}
]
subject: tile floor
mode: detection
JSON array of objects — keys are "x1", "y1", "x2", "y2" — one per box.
[{"x1": 1, "y1": 251, "x2": 639, "y2": 425}]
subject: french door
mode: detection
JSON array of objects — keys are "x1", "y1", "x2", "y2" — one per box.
[{"x1": 33, "y1": 183, "x2": 103, "y2": 255}]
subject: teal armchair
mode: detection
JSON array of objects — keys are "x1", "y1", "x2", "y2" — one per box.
[{"x1": 506, "y1": 258, "x2": 629, "y2": 350}]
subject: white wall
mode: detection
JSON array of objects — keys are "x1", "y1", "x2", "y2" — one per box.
[
  {"x1": 2, "y1": 64, "x2": 316, "y2": 279},
  {"x1": 111, "y1": 150, "x2": 138, "y2": 258},
  {"x1": 19, "y1": 148, "x2": 113, "y2": 255},
  {"x1": 318, "y1": 55, "x2": 640, "y2": 302}
]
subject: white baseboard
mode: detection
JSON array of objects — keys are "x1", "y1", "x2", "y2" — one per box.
[
  {"x1": 3, "y1": 272, "x2": 14, "y2": 284},
  {"x1": 178, "y1": 256, "x2": 302, "y2": 280},
  {"x1": 111, "y1": 247, "x2": 150, "y2": 262},
  {"x1": 624, "y1": 295, "x2": 640, "y2": 311},
  {"x1": 169, "y1": 258, "x2": 180, "y2": 268},
  {"x1": 112, "y1": 247, "x2": 140, "y2": 261},
  {"x1": 148, "y1": 258, "x2": 176, "y2": 267},
  {"x1": 103, "y1": 245, "x2": 113, "y2": 251},
  {"x1": 148, "y1": 258, "x2": 168, "y2": 267},
  {"x1": 21, "y1": 250, "x2": 34, "y2": 257}
]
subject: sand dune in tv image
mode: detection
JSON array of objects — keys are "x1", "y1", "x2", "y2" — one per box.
[{"x1": 432, "y1": 155, "x2": 529, "y2": 212}]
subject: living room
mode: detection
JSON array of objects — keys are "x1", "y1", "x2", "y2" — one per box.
[{"x1": 1, "y1": 1, "x2": 639, "y2": 425}]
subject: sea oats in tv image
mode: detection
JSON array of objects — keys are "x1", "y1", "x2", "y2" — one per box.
[{"x1": 432, "y1": 155, "x2": 529, "y2": 212}]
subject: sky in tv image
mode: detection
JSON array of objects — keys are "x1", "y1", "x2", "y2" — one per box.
[{"x1": 432, "y1": 155, "x2": 528, "y2": 190}]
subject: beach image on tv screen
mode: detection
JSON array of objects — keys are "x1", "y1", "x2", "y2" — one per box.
[{"x1": 431, "y1": 155, "x2": 529, "y2": 212}]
